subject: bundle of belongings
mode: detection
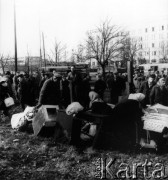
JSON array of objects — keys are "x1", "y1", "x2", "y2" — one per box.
[
  {"x1": 141, "y1": 104, "x2": 168, "y2": 151},
  {"x1": 69, "y1": 92, "x2": 115, "y2": 148},
  {"x1": 80, "y1": 91, "x2": 114, "y2": 141},
  {"x1": 68, "y1": 92, "x2": 149, "y2": 151},
  {"x1": 66, "y1": 102, "x2": 84, "y2": 116},
  {"x1": 11, "y1": 106, "x2": 35, "y2": 131}
]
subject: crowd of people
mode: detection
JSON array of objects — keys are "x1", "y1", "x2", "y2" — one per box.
[
  {"x1": 0, "y1": 67, "x2": 168, "y2": 117},
  {"x1": 0, "y1": 71, "x2": 41, "y2": 117},
  {"x1": 1, "y1": 66, "x2": 168, "y2": 151},
  {"x1": 133, "y1": 68, "x2": 168, "y2": 107}
]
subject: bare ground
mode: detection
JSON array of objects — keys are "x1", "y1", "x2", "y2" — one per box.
[{"x1": 1, "y1": 106, "x2": 168, "y2": 180}]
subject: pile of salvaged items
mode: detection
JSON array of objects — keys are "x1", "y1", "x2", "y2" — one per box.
[
  {"x1": 141, "y1": 104, "x2": 168, "y2": 151},
  {"x1": 10, "y1": 103, "x2": 81, "y2": 139}
]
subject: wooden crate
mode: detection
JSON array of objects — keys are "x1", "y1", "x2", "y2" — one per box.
[{"x1": 32, "y1": 105, "x2": 59, "y2": 136}]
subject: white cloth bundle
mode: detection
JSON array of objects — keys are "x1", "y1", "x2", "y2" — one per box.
[
  {"x1": 66, "y1": 102, "x2": 84, "y2": 115},
  {"x1": 11, "y1": 112, "x2": 26, "y2": 129},
  {"x1": 11, "y1": 106, "x2": 35, "y2": 129},
  {"x1": 128, "y1": 93, "x2": 145, "y2": 102}
]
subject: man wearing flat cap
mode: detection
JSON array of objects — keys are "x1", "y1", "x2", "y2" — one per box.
[{"x1": 37, "y1": 70, "x2": 61, "y2": 107}]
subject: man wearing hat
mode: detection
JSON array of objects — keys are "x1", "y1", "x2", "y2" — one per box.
[
  {"x1": 37, "y1": 70, "x2": 62, "y2": 107},
  {"x1": 39, "y1": 72, "x2": 49, "y2": 91}
]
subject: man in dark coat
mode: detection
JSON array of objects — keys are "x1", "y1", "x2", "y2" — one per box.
[
  {"x1": 17, "y1": 74, "x2": 29, "y2": 110},
  {"x1": 150, "y1": 78, "x2": 168, "y2": 106},
  {"x1": 30, "y1": 71, "x2": 41, "y2": 104},
  {"x1": 139, "y1": 74, "x2": 155, "y2": 107},
  {"x1": 94, "y1": 74, "x2": 106, "y2": 99},
  {"x1": 39, "y1": 73, "x2": 49, "y2": 91},
  {"x1": 106, "y1": 72, "x2": 125, "y2": 104},
  {"x1": 81, "y1": 74, "x2": 91, "y2": 109},
  {"x1": 60, "y1": 75, "x2": 70, "y2": 108},
  {"x1": 37, "y1": 70, "x2": 61, "y2": 107}
]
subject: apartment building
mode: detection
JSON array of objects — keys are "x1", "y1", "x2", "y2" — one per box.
[{"x1": 129, "y1": 18, "x2": 168, "y2": 63}]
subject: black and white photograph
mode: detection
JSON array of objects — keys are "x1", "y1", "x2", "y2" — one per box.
[{"x1": 0, "y1": 0, "x2": 168, "y2": 179}]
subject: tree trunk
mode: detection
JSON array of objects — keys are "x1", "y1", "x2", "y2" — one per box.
[
  {"x1": 101, "y1": 65, "x2": 106, "y2": 80},
  {"x1": 0, "y1": 62, "x2": 5, "y2": 75}
]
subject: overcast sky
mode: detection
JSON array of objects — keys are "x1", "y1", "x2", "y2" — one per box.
[{"x1": 0, "y1": 0, "x2": 168, "y2": 59}]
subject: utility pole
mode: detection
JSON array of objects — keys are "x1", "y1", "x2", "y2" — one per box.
[
  {"x1": 14, "y1": 0, "x2": 18, "y2": 73},
  {"x1": 42, "y1": 32, "x2": 46, "y2": 70},
  {"x1": 27, "y1": 45, "x2": 30, "y2": 75},
  {"x1": 39, "y1": 29, "x2": 42, "y2": 68}
]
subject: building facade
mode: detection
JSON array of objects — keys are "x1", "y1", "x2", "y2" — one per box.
[{"x1": 129, "y1": 18, "x2": 168, "y2": 64}]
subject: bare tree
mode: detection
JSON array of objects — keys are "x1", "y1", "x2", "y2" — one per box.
[
  {"x1": 70, "y1": 49, "x2": 76, "y2": 63},
  {"x1": 0, "y1": 54, "x2": 10, "y2": 75},
  {"x1": 85, "y1": 20, "x2": 126, "y2": 78},
  {"x1": 51, "y1": 39, "x2": 66, "y2": 64},
  {"x1": 122, "y1": 36, "x2": 141, "y2": 65},
  {"x1": 121, "y1": 36, "x2": 142, "y2": 93},
  {"x1": 73, "y1": 44, "x2": 86, "y2": 63}
]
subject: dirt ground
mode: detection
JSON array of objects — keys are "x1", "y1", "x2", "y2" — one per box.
[{"x1": 1, "y1": 106, "x2": 168, "y2": 180}]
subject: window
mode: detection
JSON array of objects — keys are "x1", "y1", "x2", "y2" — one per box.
[
  {"x1": 162, "y1": 26, "x2": 164, "y2": 30},
  {"x1": 140, "y1": 44, "x2": 142, "y2": 49},
  {"x1": 152, "y1": 27, "x2": 154, "y2": 31},
  {"x1": 152, "y1": 43, "x2": 155, "y2": 48},
  {"x1": 145, "y1": 28, "x2": 148, "y2": 33},
  {"x1": 152, "y1": 51, "x2": 156, "y2": 56}
]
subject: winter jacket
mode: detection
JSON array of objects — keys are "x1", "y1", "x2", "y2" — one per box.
[
  {"x1": 139, "y1": 81, "x2": 155, "y2": 106},
  {"x1": 38, "y1": 77, "x2": 61, "y2": 105},
  {"x1": 150, "y1": 85, "x2": 168, "y2": 106}
]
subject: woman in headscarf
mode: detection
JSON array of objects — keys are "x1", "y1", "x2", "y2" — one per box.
[{"x1": 89, "y1": 91, "x2": 103, "y2": 108}]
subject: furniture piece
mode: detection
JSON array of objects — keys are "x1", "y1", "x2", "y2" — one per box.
[
  {"x1": 32, "y1": 105, "x2": 59, "y2": 136},
  {"x1": 70, "y1": 110, "x2": 112, "y2": 149}
]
